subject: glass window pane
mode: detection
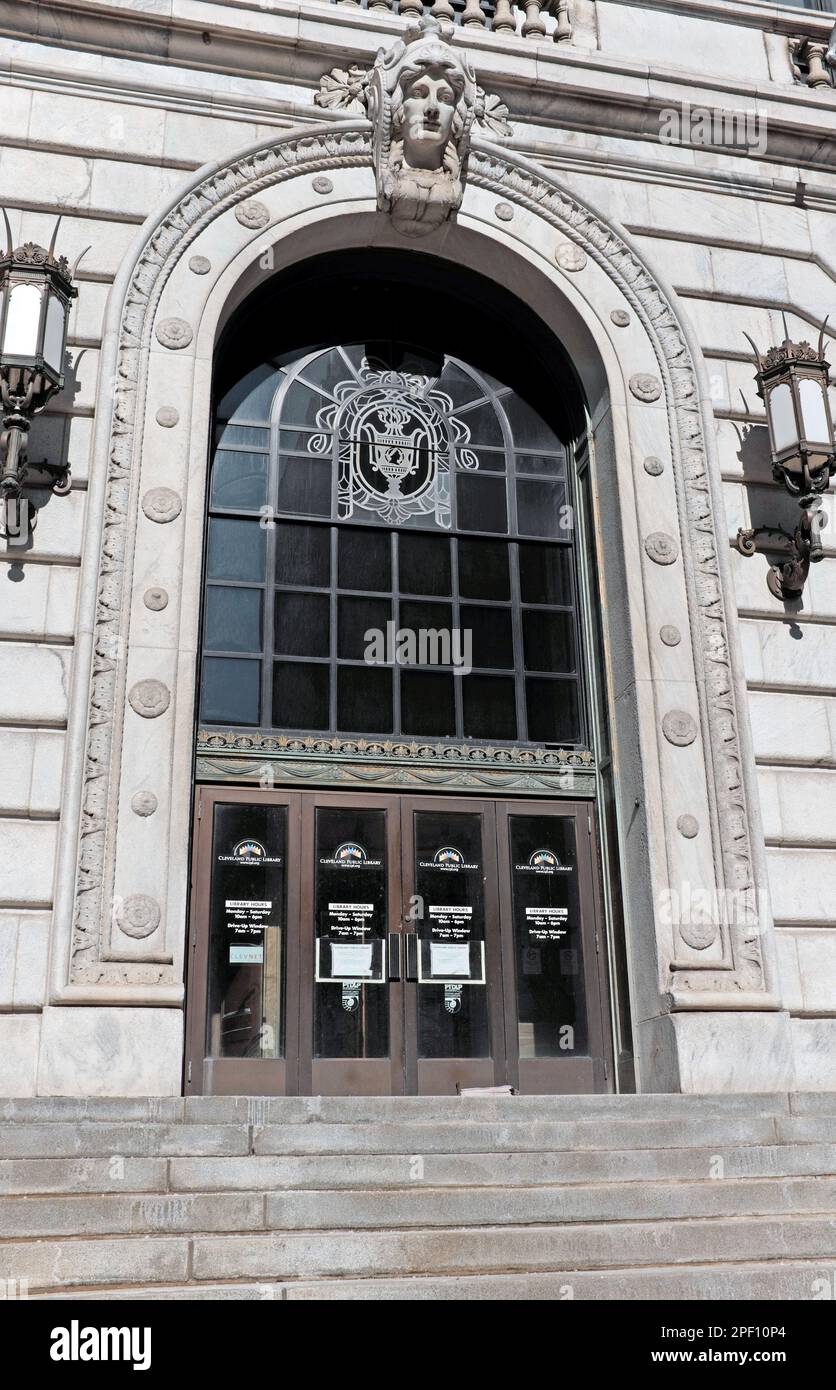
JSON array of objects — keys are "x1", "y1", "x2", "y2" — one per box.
[
  {"x1": 400, "y1": 670, "x2": 456, "y2": 737},
  {"x1": 457, "y1": 539, "x2": 510, "y2": 601},
  {"x1": 519, "y1": 544, "x2": 573, "y2": 606},
  {"x1": 338, "y1": 528, "x2": 391, "y2": 592},
  {"x1": 278, "y1": 429, "x2": 317, "y2": 454},
  {"x1": 207, "y1": 518, "x2": 266, "y2": 583},
  {"x1": 43, "y1": 292, "x2": 66, "y2": 373},
  {"x1": 436, "y1": 361, "x2": 483, "y2": 409},
  {"x1": 279, "y1": 379, "x2": 329, "y2": 428},
  {"x1": 526, "y1": 678, "x2": 581, "y2": 744},
  {"x1": 461, "y1": 604, "x2": 513, "y2": 670},
  {"x1": 504, "y1": 394, "x2": 561, "y2": 451},
  {"x1": 457, "y1": 474, "x2": 508, "y2": 535},
  {"x1": 3, "y1": 282, "x2": 41, "y2": 356},
  {"x1": 274, "y1": 592, "x2": 330, "y2": 657},
  {"x1": 215, "y1": 424, "x2": 270, "y2": 450},
  {"x1": 210, "y1": 451, "x2": 268, "y2": 510},
  {"x1": 398, "y1": 601, "x2": 454, "y2": 668},
  {"x1": 207, "y1": 802, "x2": 288, "y2": 1060},
  {"x1": 337, "y1": 666, "x2": 393, "y2": 734},
  {"x1": 799, "y1": 378, "x2": 830, "y2": 445},
  {"x1": 456, "y1": 401, "x2": 505, "y2": 448},
  {"x1": 523, "y1": 610, "x2": 575, "y2": 673},
  {"x1": 273, "y1": 661, "x2": 329, "y2": 731},
  {"x1": 516, "y1": 479, "x2": 568, "y2": 538},
  {"x1": 217, "y1": 364, "x2": 282, "y2": 422},
  {"x1": 205, "y1": 586, "x2": 262, "y2": 654},
  {"x1": 276, "y1": 457, "x2": 332, "y2": 516},
  {"x1": 398, "y1": 533, "x2": 451, "y2": 596},
  {"x1": 462, "y1": 674, "x2": 516, "y2": 740},
  {"x1": 338, "y1": 596, "x2": 392, "y2": 660},
  {"x1": 201, "y1": 656, "x2": 261, "y2": 726},
  {"x1": 516, "y1": 452, "x2": 566, "y2": 477},
  {"x1": 275, "y1": 523, "x2": 330, "y2": 587},
  {"x1": 297, "y1": 348, "x2": 344, "y2": 392},
  {"x1": 767, "y1": 382, "x2": 797, "y2": 452}
]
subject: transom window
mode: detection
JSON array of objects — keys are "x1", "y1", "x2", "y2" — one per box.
[{"x1": 200, "y1": 342, "x2": 586, "y2": 747}]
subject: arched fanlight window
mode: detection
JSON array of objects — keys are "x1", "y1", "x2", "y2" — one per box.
[{"x1": 200, "y1": 342, "x2": 585, "y2": 748}]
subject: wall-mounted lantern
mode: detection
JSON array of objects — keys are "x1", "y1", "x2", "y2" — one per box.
[
  {"x1": 0, "y1": 212, "x2": 81, "y2": 545},
  {"x1": 737, "y1": 320, "x2": 836, "y2": 599}
]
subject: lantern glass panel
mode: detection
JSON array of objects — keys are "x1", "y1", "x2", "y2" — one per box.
[
  {"x1": 3, "y1": 282, "x2": 42, "y2": 357},
  {"x1": 43, "y1": 292, "x2": 66, "y2": 374},
  {"x1": 767, "y1": 381, "x2": 797, "y2": 454},
  {"x1": 798, "y1": 378, "x2": 831, "y2": 447}
]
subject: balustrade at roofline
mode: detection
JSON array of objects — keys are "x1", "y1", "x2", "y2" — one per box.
[{"x1": 321, "y1": 0, "x2": 572, "y2": 42}]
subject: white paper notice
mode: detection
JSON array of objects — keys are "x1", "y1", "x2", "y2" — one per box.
[
  {"x1": 430, "y1": 941, "x2": 471, "y2": 978},
  {"x1": 330, "y1": 942, "x2": 374, "y2": 978}
]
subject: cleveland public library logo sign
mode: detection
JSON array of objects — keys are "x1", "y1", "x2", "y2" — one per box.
[
  {"x1": 319, "y1": 842, "x2": 383, "y2": 867},
  {"x1": 218, "y1": 838, "x2": 282, "y2": 865},
  {"x1": 417, "y1": 846, "x2": 479, "y2": 872},
  {"x1": 515, "y1": 848, "x2": 573, "y2": 874}
]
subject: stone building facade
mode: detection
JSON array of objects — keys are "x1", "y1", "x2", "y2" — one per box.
[{"x1": 0, "y1": 0, "x2": 835, "y2": 1099}]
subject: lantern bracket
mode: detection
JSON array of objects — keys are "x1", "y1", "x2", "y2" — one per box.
[{"x1": 736, "y1": 502, "x2": 826, "y2": 601}]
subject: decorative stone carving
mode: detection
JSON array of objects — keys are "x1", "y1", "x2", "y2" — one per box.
[
  {"x1": 495, "y1": 202, "x2": 514, "y2": 221},
  {"x1": 143, "y1": 587, "x2": 169, "y2": 612},
  {"x1": 630, "y1": 373, "x2": 662, "y2": 402},
  {"x1": 235, "y1": 199, "x2": 270, "y2": 229},
  {"x1": 70, "y1": 123, "x2": 769, "y2": 1000},
  {"x1": 644, "y1": 532, "x2": 679, "y2": 565},
  {"x1": 154, "y1": 318, "x2": 192, "y2": 351},
  {"x1": 155, "y1": 406, "x2": 179, "y2": 428},
  {"x1": 791, "y1": 36, "x2": 835, "y2": 89},
  {"x1": 679, "y1": 918, "x2": 718, "y2": 951},
  {"x1": 677, "y1": 814, "x2": 699, "y2": 839},
  {"x1": 116, "y1": 894, "x2": 161, "y2": 939},
  {"x1": 610, "y1": 309, "x2": 630, "y2": 327},
  {"x1": 188, "y1": 255, "x2": 211, "y2": 275},
  {"x1": 555, "y1": 243, "x2": 586, "y2": 272},
  {"x1": 129, "y1": 679, "x2": 171, "y2": 720},
  {"x1": 660, "y1": 625, "x2": 681, "y2": 647},
  {"x1": 316, "y1": 64, "x2": 369, "y2": 115},
  {"x1": 312, "y1": 176, "x2": 333, "y2": 194},
  {"x1": 643, "y1": 455, "x2": 665, "y2": 476},
  {"x1": 131, "y1": 791, "x2": 158, "y2": 818},
  {"x1": 662, "y1": 710, "x2": 698, "y2": 747},
  {"x1": 142, "y1": 488, "x2": 182, "y2": 524}
]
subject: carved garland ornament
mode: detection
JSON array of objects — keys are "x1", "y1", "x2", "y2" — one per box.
[{"x1": 71, "y1": 122, "x2": 765, "y2": 999}]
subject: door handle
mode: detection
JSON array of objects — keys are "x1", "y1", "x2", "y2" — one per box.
[
  {"x1": 387, "y1": 932, "x2": 401, "y2": 981},
  {"x1": 405, "y1": 931, "x2": 419, "y2": 982}
]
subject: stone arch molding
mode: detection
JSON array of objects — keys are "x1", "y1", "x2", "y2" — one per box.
[{"x1": 51, "y1": 117, "x2": 779, "y2": 1017}]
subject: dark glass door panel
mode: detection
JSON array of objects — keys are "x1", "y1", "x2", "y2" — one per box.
[
  {"x1": 206, "y1": 802, "x2": 289, "y2": 1061},
  {"x1": 312, "y1": 806, "x2": 389, "y2": 1061}
]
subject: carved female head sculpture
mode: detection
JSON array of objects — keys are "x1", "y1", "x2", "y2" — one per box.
[{"x1": 369, "y1": 18, "x2": 477, "y2": 238}]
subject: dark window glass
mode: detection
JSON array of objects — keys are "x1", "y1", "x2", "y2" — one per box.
[
  {"x1": 276, "y1": 457, "x2": 331, "y2": 516},
  {"x1": 457, "y1": 539, "x2": 510, "y2": 601},
  {"x1": 517, "y1": 479, "x2": 568, "y2": 539},
  {"x1": 204, "y1": 586, "x2": 262, "y2": 654},
  {"x1": 338, "y1": 528, "x2": 391, "y2": 592},
  {"x1": 526, "y1": 678, "x2": 581, "y2": 744},
  {"x1": 435, "y1": 362, "x2": 483, "y2": 409},
  {"x1": 338, "y1": 596, "x2": 392, "y2": 661},
  {"x1": 273, "y1": 661, "x2": 329, "y2": 731},
  {"x1": 456, "y1": 401, "x2": 504, "y2": 448},
  {"x1": 523, "y1": 610, "x2": 575, "y2": 674},
  {"x1": 274, "y1": 523, "x2": 330, "y2": 588},
  {"x1": 401, "y1": 670, "x2": 456, "y2": 737},
  {"x1": 516, "y1": 452, "x2": 566, "y2": 477},
  {"x1": 398, "y1": 602, "x2": 454, "y2": 665},
  {"x1": 207, "y1": 519, "x2": 266, "y2": 583},
  {"x1": 462, "y1": 605, "x2": 514, "y2": 670},
  {"x1": 279, "y1": 380, "x2": 328, "y2": 428},
  {"x1": 504, "y1": 394, "x2": 560, "y2": 451},
  {"x1": 210, "y1": 450, "x2": 269, "y2": 510},
  {"x1": 457, "y1": 474, "x2": 508, "y2": 534},
  {"x1": 202, "y1": 657, "x2": 260, "y2": 725},
  {"x1": 274, "y1": 592, "x2": 330, "y2": 658},
  {"x1": 216, "y1": 363, "x2": 282, "y2": 422},
  {"x1": 519, "y1": 543, "x2": 573, "y2": 606},
  {"x1": 462, "y1": 675, "x2": 516, "y2": 740},
  {"x1": 337, "y1": 666, "x2": 393, "y2": 733},
  {"x1": 398, "y1": 533, "x2": 451, "y2": 596},
  {"x1": 216, "y1": 425, "x2": 270, "y2": 451}
]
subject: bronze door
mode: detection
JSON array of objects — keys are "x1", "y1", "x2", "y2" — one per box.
[{"x1": 186, "y1": 787, "x2": 611, "y2": 1095}]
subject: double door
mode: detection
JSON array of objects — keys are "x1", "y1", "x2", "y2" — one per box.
[{"x1": 186, "y1": 788, "x2": 611, "y2": 1095}]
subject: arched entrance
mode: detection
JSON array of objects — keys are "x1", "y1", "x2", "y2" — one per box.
[{"x1": 186, "y1": 250, "x2": 618, "y2": 1095}]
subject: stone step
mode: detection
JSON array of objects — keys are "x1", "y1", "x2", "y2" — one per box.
[
  {"x1": 3, "y1": 1176, "x2": 836, "y2": 1238},
  {"x1": 46, "y1": 1261, "x2": 829, "y2": 1301},
  {"x1": 0, "y1": 1093, "x2": 797, "y2": 1125},
  {"x1": 5, "y1": 1214, "x2": 836, "y2": 1291},
  {"x1": 2, "y1": 1141, "x2": 834, "y2": 1196}
]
